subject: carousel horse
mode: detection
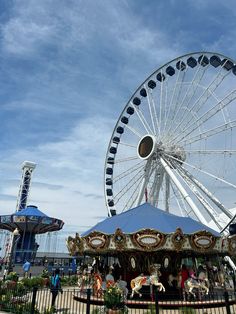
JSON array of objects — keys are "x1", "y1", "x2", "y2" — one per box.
[
  {"x1": 78, "y1": 269, "x2": 91, "y2": 293},
  {"x1": 130, "y1": 274, "x2": 165, "y2": 298},
  {"x1": 184, "y1": 278, "x2": 209, "y2": 298},
  {"x1": 93, "y1": 272, "x2": 103, "y2": 297},
  {"x1": 77, "y1": 273, "x2": 84, "y2": 292}
]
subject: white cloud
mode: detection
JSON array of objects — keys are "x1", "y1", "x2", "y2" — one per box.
[
  {"x1": 2, "y1": 18, "x2": 54, "y2": 55},
  {"x1": 0, "y1": 115, "x2": 114, "y2": 227}
]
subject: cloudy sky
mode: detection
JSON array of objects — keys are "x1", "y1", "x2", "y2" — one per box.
[{"x1": 0, "y1": 0, "x2": 236, "y2": 251}]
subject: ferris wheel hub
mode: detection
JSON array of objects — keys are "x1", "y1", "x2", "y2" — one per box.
[
  {"x1": 165, "y1": 145, "x2": 186, "y2": 165},
  {"x1": 137, "y1": 134, "x2": 157, "y2": 160},
  {"x1": 137, "y1": 134, "x2": 186, "y2": 165}
]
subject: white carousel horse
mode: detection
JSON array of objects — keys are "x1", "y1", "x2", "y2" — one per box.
[
  {"x1": 184, "y1": 278, "x2": 209, "y2": 298},
  {"x1": 130, "y1": 274, "x2": 165, "y2": 298},
  {"x1": 78, "y1": 270, "x2": 91, "y2": 293}
]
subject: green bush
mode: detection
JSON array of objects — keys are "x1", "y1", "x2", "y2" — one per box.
[
  {"x1": 20, "y1": 276, "x2": 44, "y2": 288},
  {"x1": 6, "y1": 272, "x2": 18, "y2": 282},
  {"x1": 61, "y1": 275, "x2": 77, "y2": 286},
  {"x1": 0, "y1": 291, "x2": 12, "y2": 310}
]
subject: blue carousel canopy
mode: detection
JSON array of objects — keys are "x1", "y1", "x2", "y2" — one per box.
[
  {"x1": 82, "y1": 203, "x2": 220, "y2": 237},
  {"x1": 14, "y1": 205, "x2": 48, "y2": 217},
  {"x1": 0, "y1": 205, "x2": 64, "y2": 233}
]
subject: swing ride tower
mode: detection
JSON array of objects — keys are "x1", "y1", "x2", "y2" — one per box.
[{"x1": 0, "y1": 161, "x2": 64, "y2": 268}]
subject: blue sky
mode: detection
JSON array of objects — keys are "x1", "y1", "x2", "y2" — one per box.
[{"x1": 0, "y1": 0, "x2": 236, "y2": 250}]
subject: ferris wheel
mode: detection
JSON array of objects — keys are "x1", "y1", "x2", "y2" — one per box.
[{"x1": 104, "y1": 52, "x2": 236, "y2": 233}]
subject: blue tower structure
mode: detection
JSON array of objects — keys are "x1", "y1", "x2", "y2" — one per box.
[
  {"x1": 16, "y1": 161, "x2": 36, "y2": 212},
  {"x1": 0, "y1": 161, "x2": 64, "y2": 268}
]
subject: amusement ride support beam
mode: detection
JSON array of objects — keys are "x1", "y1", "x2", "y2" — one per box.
[
  {"x1": 165, "y1": 155, "x2": 233, "y2": 219},
  {"x1": 7, "y1": 161, "x2": 36, "y2": 274},
  {"x1": 175, "y1": 164, "x2": 223, "y2": 230},
  {"x1": 160, "y1": 157, "x2": 208, "y2": 225},
  {"x1": 16, "y1": 161, "x2": 36, "y2": 212},
  {"x1": 150, "y1": 166, "x2": 164, "y2": 208},
  {"x1": 136, "y1": 159, "x2": 153, "y2": 206},
  {"x1": 178, "y1": 165, "x2": 232, "y2": 220},
  {"x1": 165, "y1": 174, "x2": 170, "y2": 213}
]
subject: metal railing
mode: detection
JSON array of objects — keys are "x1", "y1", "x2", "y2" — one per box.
[{"x1": 0, "y1": 286, "x2": 236, "y2": 313}]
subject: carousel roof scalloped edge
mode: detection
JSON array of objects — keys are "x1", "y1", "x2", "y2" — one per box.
[{"x1": 66, "y1": 203, "x2": 236, "y2": 256}]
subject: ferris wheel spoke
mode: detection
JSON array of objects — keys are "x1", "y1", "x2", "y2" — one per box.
[
  {"x1": 122, "y1": 176, "x2": 146, "y2": 212},
  {"x1": 125, "y1": 124, "x2": 143, "y2": 138},
  {"x1": 183, "y1": 120, "x2": 236, "y2": 145},
  {"x1": 171, "y1": 76, "x2": 209, "y2": 139},
  {"x1": 131, "y1": 103, "x2": 153, "y2": 134},
  {"x1": 169, "y1": 181, "x2": 192, "y2": 218},
  {"x1": 166, "y1": 63, "x2": 186, "y2": 133},
  {"x1": 184, "y1": 149, "x2": 236, "y2": 155},
  {"x1": 114, "y1": 156, "x2": 139, "y2": 164},
  {"x1": 174, "y1": 89, "x2": 236, "y2": 145},
  {"x1": 170, "y1": 66, "x2": 229, "y2": 142},
  {"x1": 164, "y1": 70, "x2": 181, "y2": 135},
  {"x1": 118, "y1": 141, "x2": 137, "y2": 148},
  {"x1": 175, "y1": 164, "x2": 227, "y2": 230},
  {"x1": 176, "y1": 164, "x2": 232, "y2": 220},
  {"x1": 113, "y1": 161, "x2": 144, "y2": 183},
  {"x1": 170, "y1": 71, "x2": 231, "y2": 146},
  {"x1": 164, "y1": 153, "x2": 236, "y2": 190},
  {"x1": 145, "y1": 84, "x2": 160, "y2": 136},
  {"x1": 160, "y1": 156, "x2": 208, "y2": 224},
  {"x1": 168, "y1": 63, "x2": 207, "y2": 138},
  {"x1": 162, "y1": 82, "x2": 169, "y2": 134},
  {"x1": 159, "y1": 69, "x2": 165, "y2": 135},
  {"x1": 113, "y1": 171, "x2": 145, "y2": 203}
]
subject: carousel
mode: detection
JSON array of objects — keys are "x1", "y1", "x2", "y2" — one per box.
[
  {"x1": 67, "y1": 52, "x2": 236, "y2": 308},
  {"x1": 67, "y1": 202, "x2": 236, "y2": 301}
]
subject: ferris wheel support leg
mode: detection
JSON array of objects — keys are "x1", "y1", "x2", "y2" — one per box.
[
  {"x1": 160, "y1": 157, "x2": 208, "y2": 225},
  {"x1": 151, "y1": 168, "x2": 164, "y2": 208},
  {"x1": 165, "y1": 174, "x2": 170, "y2": 213},
  {"x1": 136, "y1": 159, "x2": 152, "y2": 206}
]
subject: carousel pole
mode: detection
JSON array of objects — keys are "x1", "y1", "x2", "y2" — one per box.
[{"x1": 7, "y1": 228, "x2": 20, "y2": 274}]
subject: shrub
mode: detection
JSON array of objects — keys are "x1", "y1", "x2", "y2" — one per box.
[
  {"x1": 104, "y1": 284, "x2": 123, "y2": 310},
  {"x1": 61, "y1": 275, "x2": 78, "y2": 286},
  {"x1": 6, "y1": 272, "x2": 18, "y2": 282},
  {"x1": 20, "y1": 276, "x2": 44, "y2": 288}
]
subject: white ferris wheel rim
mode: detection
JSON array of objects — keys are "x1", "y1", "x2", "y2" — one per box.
[{"x1": 104, "y1": 52, "x2": 236, "y2": 233}]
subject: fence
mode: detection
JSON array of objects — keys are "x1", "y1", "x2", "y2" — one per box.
[{"x1": 0, "y1": 286, "x2": 236, "y2": 313}]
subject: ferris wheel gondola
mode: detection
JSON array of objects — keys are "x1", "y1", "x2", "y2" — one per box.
[{"x1": 104, "y1": 52, "x2": 236, "y2": 233}]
